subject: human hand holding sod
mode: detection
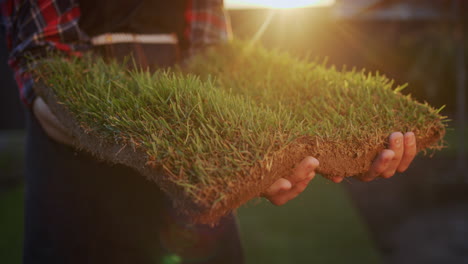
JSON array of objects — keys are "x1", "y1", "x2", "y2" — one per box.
[
  {"x1": 262, "y1": 132, "x2": 417, "y2": 206},
  {"x1": 34, "y1": 97, "x2": 418, "y2": 206}
]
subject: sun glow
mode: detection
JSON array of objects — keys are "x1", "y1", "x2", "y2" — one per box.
[{"x1": 225, "y1": 0, "x2": 335, "y2": 10}]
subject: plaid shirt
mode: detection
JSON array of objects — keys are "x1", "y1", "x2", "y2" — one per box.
[
  {"x1": 186, "y1": 0, "x2": 231, "y2": 55},
  {"x1": 0, "y1": 0, "x2": 231, "y2": 106}
]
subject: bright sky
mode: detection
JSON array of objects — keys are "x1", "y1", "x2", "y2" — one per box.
[{"x1": 225, "y1": 0, "x2": 335, "y2": 9}]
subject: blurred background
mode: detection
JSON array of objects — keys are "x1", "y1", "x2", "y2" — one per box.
[{"x1": 1, "y1": 0, "x2": 467, "y2": 263}]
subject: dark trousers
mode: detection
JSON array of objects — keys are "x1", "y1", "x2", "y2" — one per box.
[{"x1": 23, "y1": 43, "x2": 244, "y2": 264}]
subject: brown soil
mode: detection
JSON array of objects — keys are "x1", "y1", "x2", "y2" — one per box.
[{"x1": 34, "y1": 82, "x2": 445, "y2": 225}]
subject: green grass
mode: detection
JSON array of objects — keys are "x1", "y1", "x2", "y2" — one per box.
[
  {"x1": 186, "y1": 41, "x2": 446, "y2": 142},
  {"x1": 33, "y1": 41, "x2": 446, "y2": 222}
]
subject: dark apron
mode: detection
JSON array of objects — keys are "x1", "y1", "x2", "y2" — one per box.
[{"x1": 23, "y1": 41, "x2": 244, "y2": 264}]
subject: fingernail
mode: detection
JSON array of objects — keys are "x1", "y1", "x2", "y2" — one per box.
[
  {"x1": 333, "y1": 177, "x2": 343, "y2": 183},
  {"x1": 395, "y1": 138, "x2": 401, "y2": 147},
  {"x1": 307, "y1": 172, "x2": 315, "y2": 179},
  {"x1": 406, "y1": 137, "x2": 415, "y2": 145},
  {"x1": 312, "y1": 158, "x2": 319, "y2": 167}
]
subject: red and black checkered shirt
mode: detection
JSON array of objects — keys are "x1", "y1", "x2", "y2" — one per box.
[{"x1": 0, "y1": 0, "x2": 230, "y2": 107}]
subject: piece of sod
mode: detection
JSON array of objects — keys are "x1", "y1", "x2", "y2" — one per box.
[{"x1": 33, "y1": 43, "x2": 446, "y2": 224}]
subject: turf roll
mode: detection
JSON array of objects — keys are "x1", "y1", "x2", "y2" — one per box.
[{"x1": 33, "y1": 42, "x2": 446, "y2": 224}]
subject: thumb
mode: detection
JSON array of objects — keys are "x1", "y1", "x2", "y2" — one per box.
[{"x1": 33, "y1": 97, "x2": 75, "y2": 146}]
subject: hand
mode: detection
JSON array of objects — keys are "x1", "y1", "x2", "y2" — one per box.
[
  {"x1": 33, "y1": 97, "x2": 75, "y2": 146},
  {"x1": 262, "y1": 156, "x2": 319, "y2": 206},
  {"x1": 262, "y1": 131, "x2": 417, "y2": 206},
  {"x1": 334, "y1": 131, "x2": 417, "y2": 183}
]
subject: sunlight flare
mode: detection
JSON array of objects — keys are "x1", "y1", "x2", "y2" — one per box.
[{"x1": 226, "y1": 0, "x2": 335, "y2": 10}]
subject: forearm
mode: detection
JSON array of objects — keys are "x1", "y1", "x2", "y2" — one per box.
[{"x1": 1, "y1": 0, "x2": 90, "y2": 107}]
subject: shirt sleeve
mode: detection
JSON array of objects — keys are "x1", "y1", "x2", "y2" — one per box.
[
  {"x1": 185, "y1": 0, "x2": 232, "y2": 57},
  {"x1": 0, "y1": 0, "x2": 90, "y2": 107}
]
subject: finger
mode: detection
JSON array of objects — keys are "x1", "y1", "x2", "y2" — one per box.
[
  {"x1": 397, "y1": 132, "x2": 417, "y2": 172},
  {"x1": 263, "y1": 156, "x2": 317, "y2": 205},
  {"x1": 381, "y1": 132, "x2": 404, "y2": 178},
  {"x1": 262, "y1": 178, "x2": 292, "y2": 198},
  {"x1": 33, "y1": 98, "x2": 75, "y2": 146},
  {"x1": 358, "y1": 149, "x2": 394, "y2": 182},
  {"x1": 331, "y1": 176, "x2": 344, "y2": 183},
  {"x1": 290, "y1": 156, "x2": 319, "y2": 184},
  {"x1": 289, "y1": 171, "x2": 315, "y2": 195},
  {"x1": 34, "y1": 98, "x2": 63, "y2": 131},
  {"x1": 268, "y1": 175, "x2": 314, "y2": 206}
]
